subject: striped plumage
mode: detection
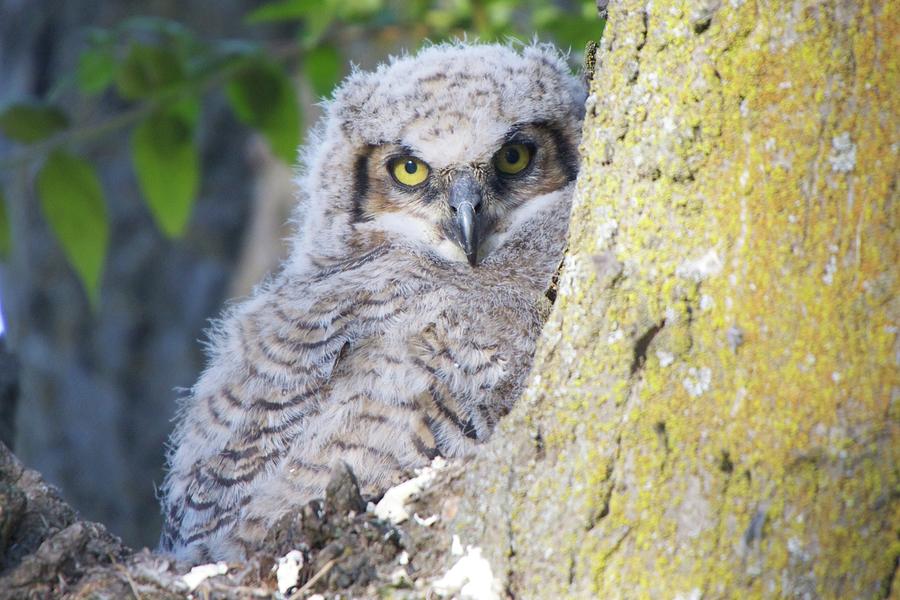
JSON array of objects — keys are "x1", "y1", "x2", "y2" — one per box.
[{"x1": 159, "y1": 41, "x2": 586, "y2": 562}]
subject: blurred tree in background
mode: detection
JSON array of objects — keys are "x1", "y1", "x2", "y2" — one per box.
[{"x1": 0, "y1": 0, "x2": 603, "y2": 548}]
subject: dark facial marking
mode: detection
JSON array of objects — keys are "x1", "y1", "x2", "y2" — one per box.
[
  {"x1": 534, "y1": 121, "x2": 579, "y2": 182},
  {"x1": 352, "y1": 145, "x2": 377, "y2": 223}
]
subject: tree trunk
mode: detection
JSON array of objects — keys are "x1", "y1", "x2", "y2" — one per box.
[{"x1": 452, "y1": 1, "x2": 898, "y2": 598}]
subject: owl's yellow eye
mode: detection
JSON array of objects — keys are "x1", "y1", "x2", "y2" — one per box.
[
  {"x1": 494, "y1": 143, "x2": 532, "y2": 175},
  {"x1": 390, "y1": 156, "x2": 430, "y2": 187}
]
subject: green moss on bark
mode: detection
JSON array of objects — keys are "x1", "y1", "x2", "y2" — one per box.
[{"x1": 453, "y1": 1, "x2": 899, "y2": 597}]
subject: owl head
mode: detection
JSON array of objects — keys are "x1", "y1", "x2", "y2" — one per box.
[{"x1": 288, "y1": 41, "x2": 586, "y2": 274}]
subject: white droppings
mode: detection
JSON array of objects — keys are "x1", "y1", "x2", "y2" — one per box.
[
  {"x1": 831, "y1": 371, "x2": 842, "y2": 383},
  {"x1": 683, "y1": 367, "x2": 712, "y2": 397},
  {"x1": 828, "y1": 132, "x2": 857, "y2": 173},
  {"x1": 275, "y1": 550, "x2": 305, "y2": 595},
  {"x1": 414, "y1": 512, "x2": 440, "y2": 527},
  {"x1": 656, "y1": 350, "x2": 675, "y2": 368},
  {"x1": 700, "y1": 294, "x2": 715, "y2": 311},
  {"x1": 181, "y1": 562, "x2": 228, "y2": 592},
  {"x1": 374, "y1": 457, "x2": 446, "y2": 524},
  {"x1": 739, "y1": 98, "x2": 750, "y2": 117},
  {"x1": 390, "y1": 567, "x2": 412, "y2": 586},
  {"x1": 607, "y1": 329, "x2": 625, "y2": 344},
  {"x1": 451, "y1": 534, "x2": 464, "y2": 556},
  {"x1": 433, "y1": 545, "x2": 501, "y2": 600},
  {"x1": 676, "y1": 249, "x2": 723, "y2": 282}
]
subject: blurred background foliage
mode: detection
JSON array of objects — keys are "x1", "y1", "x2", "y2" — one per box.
[
  {"x1": 0, "y1": 0, "x2": 602, "y2": 549},
  {"x1": 0, "y1": 0, "x2": 602, "y2": 302}
]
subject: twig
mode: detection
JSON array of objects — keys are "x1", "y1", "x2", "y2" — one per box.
[
  {"x1": 288, "y1": 557, "x2": 338, "y2": 600},
  {"x1": 122, "y1": 569, "x2": 143, "y2": 600},
  {"x1": 111, "y1": 560, "x2": 144, "y2": 600},
  {"x1": 0, "y1": 41, "x2": 303, "y2": 173}
]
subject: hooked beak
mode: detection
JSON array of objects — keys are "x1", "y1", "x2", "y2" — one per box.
[
  {"x1": 456, "y1": 201, "x2": 478, "y2": 266},
  {"x1": 448, "y1": 174, "x2": 483, "y2": 267}
]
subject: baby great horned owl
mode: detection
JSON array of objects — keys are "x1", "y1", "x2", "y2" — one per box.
[{"x1": 159, "y1": 42, "x2": 586, "y2": 562}]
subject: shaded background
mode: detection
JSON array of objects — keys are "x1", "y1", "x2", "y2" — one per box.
[{"x1": 0, "y1": 0, "x2": 599, "y2": 549}]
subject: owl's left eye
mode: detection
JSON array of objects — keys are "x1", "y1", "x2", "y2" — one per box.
[
  {"x1": 389, "y1": 156, "x2": 430, "y2": 188},
  {"x1": 493, "y1": 143, "x2": 533, "y2": 176}
]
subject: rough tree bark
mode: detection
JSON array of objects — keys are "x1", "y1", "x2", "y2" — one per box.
[{"x1": 451, "y1": 1, "x2": 898, "y2": 598}]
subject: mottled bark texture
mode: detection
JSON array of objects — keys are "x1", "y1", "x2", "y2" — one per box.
[{"x1": 449, "y1": 1, "x2": 898, "y2": 598}]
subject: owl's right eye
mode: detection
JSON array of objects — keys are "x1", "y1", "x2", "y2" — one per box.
[{"x1": 389, "y1": 156, "x2": 430, "y2": 188}]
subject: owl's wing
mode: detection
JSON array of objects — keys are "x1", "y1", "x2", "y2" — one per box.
[
  {"x1": 403, "y1": 293, "x2": 539, "y2": 459},
  {"x1": 160, "y1": 247, "x2": 413, "y2": 560}
]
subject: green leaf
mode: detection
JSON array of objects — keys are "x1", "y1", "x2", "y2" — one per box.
[
  {"x1": 131, "y1": 103, "x2": 200, "y2": 237},
  {"x1": 246, "y1": 0, "x2": 333, "y2": 46},
  {"x1": 298, "y1": 9, "x2": 335, "y2": 48},
  {"x1": 77, "y1": 46, "x2": 117, "y2": 94},
  {"x1": 305, "y1": 45, "x2": 342, "y2": 98},
  {"x1": 36, "y1": 151, "x2": 108, "y2": 306},
  {"x1": 116, "y1": 43, "x2": 185, "y2": 99},
  {"x1": 226, "y1": 60, "x2": 301, "y2": 164},
  {"x1": 0, "y1": 103, "x2": 69, "y2": 143},
  {"x1": 0, "y1": 188, "x2": 10, "y2": 259},
  {"x1": 246, "y1": 0, "x2": 318, "y2": 23},
  {"x1": 335, "y1": 0, "x2": 382, "y2": 21}
]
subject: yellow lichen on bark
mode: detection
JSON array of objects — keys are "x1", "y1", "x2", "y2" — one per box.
[{"x1": 453, "y1": 1, "x2": 898, "y2": 598}]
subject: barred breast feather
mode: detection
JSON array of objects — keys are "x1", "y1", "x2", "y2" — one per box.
[{"x1": 160, "y1": 188, "x2": 570, "y2": 561}]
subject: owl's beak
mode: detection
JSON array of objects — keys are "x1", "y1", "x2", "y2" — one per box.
[
  {"x1": 455, "y1": 202, "x2": 478, "y2": 266},
  {"x1": 448, "y1": 174, "x2": 483, "y2": 267}
]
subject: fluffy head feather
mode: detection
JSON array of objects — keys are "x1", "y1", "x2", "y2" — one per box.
[{"x1": 288, "y1": 41, "x2": 586, "y2": 273}]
